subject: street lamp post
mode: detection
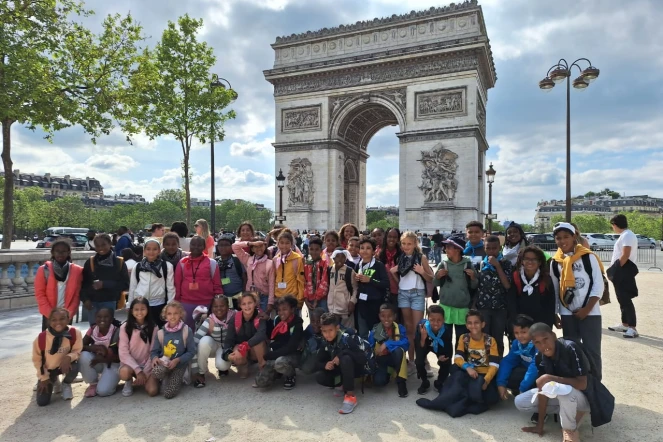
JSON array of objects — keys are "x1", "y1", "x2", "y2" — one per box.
[
  {"x1": 486, "y1": 163, "x2": 496, "y2": 234},
  {"x1": 539, "y1": 59, "x2": 600, "y2": 222},
  {"x1": 209, "y1": 74, "x2": 237, "y2": 235},
  {"x1": 276, "y1": 169, "x2": 286, "y2": 223}
]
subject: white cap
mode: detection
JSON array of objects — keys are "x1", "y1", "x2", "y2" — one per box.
[
  {"x1": 330, "y1": 249, "x2": 353, "y2": 262},
  {"x1": 532, "y1": 382, "x2": 573, "y2": 402},
  {"x1": 553, "y1": 222, "x2": 576, "y2": 235}
]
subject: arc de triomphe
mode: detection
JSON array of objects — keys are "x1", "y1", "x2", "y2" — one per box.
[{"x1": 264, "y1": 0, "x2": 496, "y2": 232}]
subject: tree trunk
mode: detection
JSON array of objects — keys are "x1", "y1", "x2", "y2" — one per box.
[
  {"x1": 183, "y1": 152, "x2": 191, "y2": 227},
  {"x1": 1, "y1": 118, "x2": 14, "y2": 249}
]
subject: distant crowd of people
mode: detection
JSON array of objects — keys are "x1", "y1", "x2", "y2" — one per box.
[{"x1": 32, "y1": 214, "x2": 641, "y2": 441}]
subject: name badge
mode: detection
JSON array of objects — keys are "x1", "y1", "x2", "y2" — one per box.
[
  {"x1": 278, "y1": 282, "x2": 287, "y2": 289},
  {"x1": 359, "y1": 293, "x2": 368, "y2": 301},
  {"x1": 221, "y1": 277, "x2": 231, "y2": 285},
  {"x1": 189, "y1": 282, "x2": 199, "y2": 290}
]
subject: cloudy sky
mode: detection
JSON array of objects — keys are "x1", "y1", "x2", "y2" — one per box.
[{"x1": 10, "y1": 0, "x2": 663, "y2": 224}]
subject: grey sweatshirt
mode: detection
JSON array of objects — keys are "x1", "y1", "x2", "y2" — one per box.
[
  {"x1": 150, "y1": 325, "x2": 196, "y2": 369},
  {"x1": 432, "y1": 257, "x2": 479, "y2": 308}
]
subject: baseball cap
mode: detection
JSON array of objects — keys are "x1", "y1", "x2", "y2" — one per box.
[
  {"x1": 532, "y1": 381, "x2": 573, "y2": 402},
  {"x1": 442, "y1": 237, "x2": 466, "y2": 250},
  {"x1": 553, "y1": 222, "x2": 576, "y2": 235}
]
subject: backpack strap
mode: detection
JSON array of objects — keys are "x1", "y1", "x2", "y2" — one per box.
[
  {"x1": 513, "y1": 271, "x2": 522, "y2": 295},
  {"x1": 345, "y1": 266, "x2": 353, "y2": 295},
  {"x1": 234, "y1": 311, "x2": 243, "y2": 333},
  {"x1": 89, "y1": 256, "x2": 95, "y2": 273},
  {"x1": 552, "y1": 261, "x2": 561, "y2": 279},
  {"x1": 232, "y1": 256, "x2": 243, "y2": 275},
  {"x1": 253, "y1": 316, "x2": 260, "y2": 330},
  {"x1": 162, "y1": 261, "x2": 168, "y2": 298},
  {"x1": 209, "y1": 259, "x2": 218, "y2": 279},
  {"x1": 580, "y1": 254, "x2": 594, "y2": 308},
  {"x1": 42, "y1": 263, "x2": 50, "y2": 283},
  {"x1": 135, "y1": 265, "x2": 141, "y2": 282},
  {"x1": 38, "y1": 328, "x2": 77, "y2": 375},
  {"x1": 484, "y1": 335, "x2": 492, "y2": 358}
]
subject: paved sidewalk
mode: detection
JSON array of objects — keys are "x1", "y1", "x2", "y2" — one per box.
[{"x1": 1, "y1": 274, "x2": 662, "y2": 442}]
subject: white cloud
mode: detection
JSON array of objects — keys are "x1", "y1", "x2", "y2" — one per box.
[
  {"x1": 366, "y1": 174, "x2": 399, "y2": 207},
  {"x1": 230, "y1": 137, "x2": 275, "y2": 157},
  {"x1": 84, "y1": 154, "x2": 139, "y2": 172}
]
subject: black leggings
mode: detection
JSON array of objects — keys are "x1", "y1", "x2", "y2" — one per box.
[
  {"x1": 149, "y1": 304, "x2": 166, "y2": 328},
  {"x1": 415, "y1": 339, "x2": 452, "y2": 384},
  {"x1": 615, "y1": 287, "x2": 637, "y2": 327},
  {"x1": 316, "y1": 354, "x2": 362, "y2": 393},
  {"x1": 36, "y1": 363, "x2": 80, "y2": 406},
  {"x1": 479, "y1": 309, "x2": 508, "y2": 356}
]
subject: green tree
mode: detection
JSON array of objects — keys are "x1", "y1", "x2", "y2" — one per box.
[
  {"x1": 0, "y1": 0, "x2": 145, "y2": 248},
  {"x1": 126, "y1": 14, "x2": 236, "y2": 226},
  {"x1": 367, "y1": 215, "x2": 399, "y2": 232},
  {"x1": 366, "y1": 211, "x2": 387, "y2": 226},
  {"x1": 154, "y1": 189, "x2": 185, "y2": 209}
]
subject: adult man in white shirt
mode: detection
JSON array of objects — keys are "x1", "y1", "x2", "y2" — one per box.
[{"x1": 607, "y1": 214, "x2": 639, "y2": 338}]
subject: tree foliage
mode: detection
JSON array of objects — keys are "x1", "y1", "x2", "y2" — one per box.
[
  {"x1": 549, "y1": 213, "x2": 662, "y2": 239},
  {"x1": 367, "y1": 215, "x2": 399, "y2": 232},
  {"x1": 125, "y1": 14, "x2": 236, "y2": 227},
  {"x1": 0, "y1": 0, "x2": 145, "y2": 248}
]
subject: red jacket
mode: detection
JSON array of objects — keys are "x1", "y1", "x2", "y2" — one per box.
[
  {"x1": 34, "y1": 261, "x2": 83, "y2": 318},
  {"x1": 174, "y1": 255, "x2": 223, "y2": 305}
]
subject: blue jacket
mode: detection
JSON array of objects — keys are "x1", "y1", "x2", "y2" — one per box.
[
  {"x1": 368, "y1": 323, "x2": 409, "y2": 354},
  {"x1": 115, "y1": 234, "x2": 133, "y2": 256},
  {"x1": 496, "y1": 340, "x2": 538, "y2": 391}
]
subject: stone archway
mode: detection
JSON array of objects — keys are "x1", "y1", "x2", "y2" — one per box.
[{"x1": 265, "y1": 0, "x2": 495, "y2": 231}]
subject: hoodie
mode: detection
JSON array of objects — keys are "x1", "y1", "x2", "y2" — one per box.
[
  {"x1": 496, "y1": 340, "x2": 539, "y2": 392},
  {"x1": 433, "y1": 257, "x2": 478, "y2": 308}
]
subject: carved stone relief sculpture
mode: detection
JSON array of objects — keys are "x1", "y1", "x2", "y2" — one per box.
[
  {"x1": 287, "y1": 158, "x2": 315, "y2": 207},
  {"x1": 476, "y1": 95, "x2": 486, "y2": 135},
  {"x1": 415, "y1": 87, "x2": 466, "y2": 120},
  {"x1": 281, "y1": 105, "x2": 321, "y2": 133},
  {"x1": 418, "y1": 145, "x2": 459, "y2": 203}
]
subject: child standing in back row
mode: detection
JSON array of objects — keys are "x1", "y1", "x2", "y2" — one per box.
[
  {"x1": 327, "y1": 249, "x2": 358, "y2": 329},
  {"x1": 232, "y1": 237, "x2": 275, "y2": 316},
  {"x1": 273, "y1": 231, "x2": 305, "y2": 310},
  {"x1": 216, "y1": 234, "x2": 247, "y2": 310},
  {"x1": 303, "y1": 238, "x2": 330, "y2": 313},
  {"x1": 321, "y1": 230, "x2": 339, "y2": 266},
  {"x1": 464, "y1": 221, "x2": 487, "y2": 269},
  {"x1": 355, "y1": 237, "x2": 390, "y2": 338}
]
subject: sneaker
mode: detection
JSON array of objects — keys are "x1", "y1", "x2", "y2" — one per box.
[
  {"x1": 624, "y1": 327, "x2": 639, "y2": 338},
  {"x1": 61, "y1": 383, "x2": 73, "y2": 401},
  {"x1": 122, "y1": 380, "x2": 133, "y2": 397},
  {"x1": 53, "y1": 378, "x2": 62, "y2": 395},
  {"x1": 608, "y1": 323, "x2": 628, "y2": 333},
  {"x1": 33, "y1": 380, "x2": 39, "y2": 392},
  {"x1": 339, "y1": 394, "x2": 357, "y2": 414},
  {"x1": 562, "y1": 429, "x2": 580, "y2": 442},
  {"x1": 417, "y1": 379, "x2": 430, "y2": 395},
  {"x1": 424, "y1": 360, "x2": 435, "y2": 378},
  {"x1": 283, "y1": 375, "x2": 296, "y2": 390},
  {"x1": 407, "y1": 361, "x2": 417, "y2": 377},
  {"x1": 530, "y1": 413, "x2": 549, "y2": 425},
  {"x1": 398, "y1": 381, "x2": 408, "y2": 398},
  {"x1": 84, "y1": 384, "x2": 97, "y2": 398},
  {"x1": 218, "y1": 370, "x2": 229, "y2": 377}
]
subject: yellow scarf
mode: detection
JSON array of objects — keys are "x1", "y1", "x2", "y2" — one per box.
[{"x1": 553, "y1": 245, "x2": 604, "y2": 306}]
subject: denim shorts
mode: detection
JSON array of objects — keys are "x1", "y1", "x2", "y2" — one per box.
[{"x1": 398, "y1": 288, "x2": 426, "y2": 311}]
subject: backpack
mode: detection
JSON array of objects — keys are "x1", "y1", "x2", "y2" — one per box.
[
  {"x1": 551, "y1": 254, "x2": 610, "y2": 307},
  {"x1": 432, "y1": 260, "x2": 473, "y2": 303},
  {"x1": 512, "y1": 271, "x2": 546, "y2": 295},
  {"x1": 340, "y1": 332, "x2": 376, "y2": 376},
  {"x1": 134, "y1": 261, "x2": 169, "y2": 297},
  {"x1": 38, "y1": 328, "x2": 78, "y2": 375},
  {"x1": 234, "y1": 311, "x2": 261, "y2": 333},
  {"x1": 89, "y1": 256, "x2": 127, "y2": 309},
  {"x1": 462, "y1": 333, "x2": 493, "y2": 363}
]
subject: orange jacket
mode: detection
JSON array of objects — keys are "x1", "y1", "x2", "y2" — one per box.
[{"x1": 34, "y1": 261, "x2": 83, "y2": 318}]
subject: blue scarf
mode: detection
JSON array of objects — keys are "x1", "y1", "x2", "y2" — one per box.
[
  {"x1": 463, "y1": 240, "x2": 484, "y2": 257},
  {"x1": 482, "y1": 252, "x2": 503, "y2": 272},
  {"x1": 424, "y1": 320, "x2": 445, "y2": 353},
  {"x1": 516, "y1": 341, "x2": 535, "y2": 356}
]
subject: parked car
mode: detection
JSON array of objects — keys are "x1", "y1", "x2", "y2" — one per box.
[
  {"x1": 635, "y1": 234, "x2": 655, "y2": 249},
  {"x1": 604, "y1": 234, "x2": 619, "y2": 241},
  {"x1": 582, "y1": 233, "x2": 614, "y2": 251},
  {"x1": 36, "y1": 234, "x2": 87, "y2": 249},
  {"x1": 526, "y1": 233, "x2": 556, "y2": 251}
]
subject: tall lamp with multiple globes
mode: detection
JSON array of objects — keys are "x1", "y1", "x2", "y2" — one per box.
[
  {"x1": 276, "y1": 169, "x2": 286, "y2": 224},
  {"x1": 209, "y1": 74, "x2": 238, "y2": 235},
  {"x1": 485, "y1": 162, "x2": 496, "y2": 234},
  {"x1": 539, "y1": 59, "x2": 600, "y2": 222}
]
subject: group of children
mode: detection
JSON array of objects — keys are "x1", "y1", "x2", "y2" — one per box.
[{"x1": 32, "y1": 219, "x2": 613, "y2": 440}]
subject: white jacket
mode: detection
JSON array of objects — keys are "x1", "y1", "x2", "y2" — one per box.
[{"x1": 127, "y1": 261, "x2": 175, "y2": 307}]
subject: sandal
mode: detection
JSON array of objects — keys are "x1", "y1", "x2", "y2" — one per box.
[{"x1": 193, "y1": 379, "x2": 206, "y2": 388}]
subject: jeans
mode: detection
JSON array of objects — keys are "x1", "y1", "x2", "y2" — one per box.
[
  {"x1": 433, "y1": 247, "x2": 442, "y2": 264},
  {"x1": 515, "y1": 387, "x2": 590, "y2": 430},
  {"x1": 36, "y1": 362, "x2": 80, "y2": 406},
  {"x1": 194, "y1": 336, "x2": 231, "y2": 374},
  {"x1": 442, "y1": 323, "x2": 468, "y2": 351},
  {"x1": 87, "y1": 301, "x2": 117, "y2": 326},
  {"x1": 316, "y1": 354, "x2": 362, "y2": 393},
  {"x1": 259, "y1": 294, "x2": 269, "y2": 313},
  {"x1": 356, "y1": 300, "x2": 381, "y2": 339},
  {"x1": 397, "y1": 288, "x2": 426, "y2": 311},
  {"x1": 374, "y1": 347, "x2": 407, "y2": 386},
  {"x1": 479, "y1": 309, "x2": 508, "y2": 356},
  {"x1": 561, "y1": 315, "x2": 602, "y2": 381},
  {"x1": 79, "y1": 351, "x2": 120, "y2": 396}
]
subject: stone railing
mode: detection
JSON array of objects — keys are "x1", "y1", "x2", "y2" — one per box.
[{"x1": 0, "y1": 250, "x2": 95, "y2": 311}]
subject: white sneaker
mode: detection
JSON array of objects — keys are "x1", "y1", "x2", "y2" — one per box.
[
  {"x1": 122, "y1": 380, "x2": 133, "y2": 397},
  {"x1": 61, "y1": 383, "x2": 73, "y2": 400},
  {"x1": 608, "y1": 324, "x2": 628, "y2": 333},
  {"x1": 424, "y1": 360, "x2": 435, "y2": 378},
  {"x1": 33, "y1": 380, "x2": 39, "y2": 392},
  {"x1": 623, "y1": 328, "x2": 639, "y2": 338},
  {"x1": 53, "y1": 378, "x2": 62, "y2": 395},
  {"x1": 407, "y1": 361, "x2": 417, "y2": 377}
]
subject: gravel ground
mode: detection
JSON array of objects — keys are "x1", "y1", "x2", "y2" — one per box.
[{"x1": 1, "y1": 272, "x2": 662, "y2": 442}]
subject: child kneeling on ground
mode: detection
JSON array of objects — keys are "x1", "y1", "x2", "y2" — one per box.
[
  {"x1": 149, "y1": 301, "x2": 195, "y2": 399},
  {"x1": 254, "y1": 295, "x2": 304, "y2": 389},
  {"x1": 416, "y1": 309, "x2": 500, "y2": 417},
  {"x1": 193, "y1": 295, "x2": 236, "y2": 388},
  {"x1": 368, "y1": 303, "x2": 409, "y2": 398},
  {"x1": 224, "y1": 292, "x2": 267, "y2": 378},
  {"x1": 315, "y1": 313, "x2": 368, "y2": 414},
  {"x1": 33, "y1": 308, "x2": 83, "y2": 405},
  {"x1": 496, "y1": 314, "x2": 538, "y2": 406},
  {"x1": 80, "y1": 308, "x2": 122, "y2": 397},
  {"x1": 415, "y1": 305, "x2": 452, "y2": 394},
  {"x1": 299, "y1": 307, "x2": 326, "y2": 375}
]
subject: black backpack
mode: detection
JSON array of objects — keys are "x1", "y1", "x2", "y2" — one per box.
[{"x1": 135, "y1": 261, "x2": 169, "y2": 297}]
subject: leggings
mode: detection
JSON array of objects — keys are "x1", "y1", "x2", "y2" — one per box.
[
  {"x1": 152, "y1": 364, "x2": 187, "y2": 399},
  {"x1": 316, "y1": 354, "x2": 362, "y2": 393},
  {"x1": 36, "y1": 363, "x2": 80, "y2": 406},
  {"x1": 479, "y1": 309, "x2": 508, "y2": 356}
]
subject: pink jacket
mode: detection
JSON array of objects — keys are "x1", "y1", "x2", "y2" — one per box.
[
  {"x1": 174, "y1": 255, "x2": 223, "y2": 305},
  {"x1": 118, "y1": 323, "x2": 159, "y2": 375},
  {"x1": 34, "y1": 261, "x2": 83, "y2": 318},
  {"x1": 232, "y1": 241, "x2": 275, "y2": 305}
]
